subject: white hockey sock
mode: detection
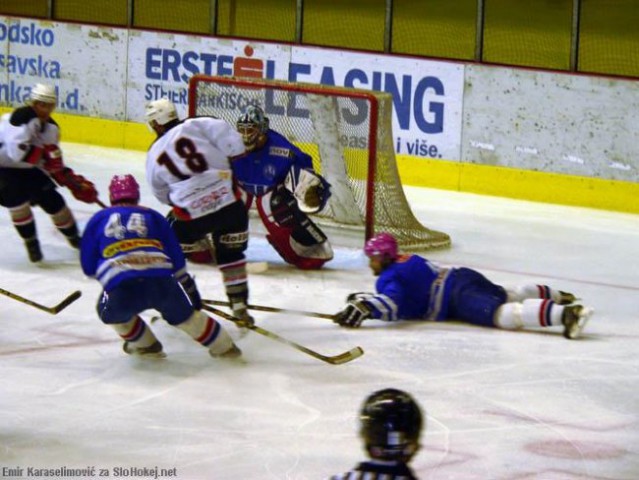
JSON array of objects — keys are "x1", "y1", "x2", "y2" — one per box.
[
  {"x1": 505, "y1": 284, "x2": 563, "y2": 303},
  {"x1": 177, "y1": 311, "x2": 234, "y2": 354},
  {"x1": 50, "y1": 205, "x2": 76, "y2": 230},
  {"x1": 495, "y1": 299, "x2": 564, "y2": 329},
  {"x1": 494, "y1": 303, "x2": 524, "y2": 329},
  {"x1": 110, "y1": 316, "x2": 158, "y2": 348}
]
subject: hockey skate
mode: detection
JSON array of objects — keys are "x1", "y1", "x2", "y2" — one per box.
[
  {"x1": 233, "y1": 307, "x2": 255, "y2": 328},
  {"x1": 25, "y1": 238, "x2": 43, "y2": 263},
  {"x1": 558, "y1": 291, "x2": 577, "y2": 305},
  {"x1": 123, "y1": 340, "x2": 166, "y2": 358},
  {"x1": 209, "y1": 343, "x2": 242, "y2": 359},
  {"x1": 561, "y1": 305, "x2": 593, "y2": 339},
  {"x1": 67, "y1": 234, "x2": 82, "y2": 249}
]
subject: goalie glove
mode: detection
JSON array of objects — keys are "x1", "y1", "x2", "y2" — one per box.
[
  {"x1": 284, "y1": 168, "x2": 331, "y2": 214},
  {"x1": 334, "y1": 297, "x2": 373, "y2": 328},
  {"x1": 53, "y1": 168, "x2": 99, "y2": 204},
  {"x1": 177, "y1": 273, "x2": 202, "y2": 310}
]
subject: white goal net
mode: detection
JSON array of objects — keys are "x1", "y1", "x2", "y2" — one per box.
[{"x1": 189, "y1": 75, "x2": 451, "y2": 251}]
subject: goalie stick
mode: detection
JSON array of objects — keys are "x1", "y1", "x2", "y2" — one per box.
[
  {"x1": 202, "y1": 298, "x2": 336, "y2": 321},
  {"x1": 201, "y1": 304, "x2": 363, "y2": 365},
  {"x1": 0, "y1": 288, "x2": 82, "y2": 314}
]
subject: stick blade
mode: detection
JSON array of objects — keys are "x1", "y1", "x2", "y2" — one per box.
[
  {"x1": 52, "y1": 290, "x2": 82, "y2": 314},
  {"x1": 326, "y1": 346, "x2": 364, "y2": 365}
]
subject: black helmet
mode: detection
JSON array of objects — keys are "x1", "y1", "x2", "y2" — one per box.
[{"x1": 359, "y1": 388, "x2": 423, "y2": 462}]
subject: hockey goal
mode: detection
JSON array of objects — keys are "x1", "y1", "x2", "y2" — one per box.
[{"x1": 188, "y1": 75, "x2": 451, "y2": 251}]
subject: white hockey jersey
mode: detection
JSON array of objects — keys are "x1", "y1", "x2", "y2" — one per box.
[
  {"x1": 145, "y1": 117, "x2": 245, "y2": 219},
  {"x1": 0, "y1": 107, "x2": 59, "y2": 168}
]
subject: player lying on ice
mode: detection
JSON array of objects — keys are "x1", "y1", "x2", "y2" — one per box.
[
  {"x1": 80, "y1": 174, "x2": 241, "y2": 359},
  {"x1": 334, "y1": 232, "x2": 593, "y2": 339},
  {"x1": 231, "y1": 105, "x2": 334, "y2": 270}
]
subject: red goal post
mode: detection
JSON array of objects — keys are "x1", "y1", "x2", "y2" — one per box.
[{"x1": 188, "y1": 75, "x2": 451, "y2": 251}]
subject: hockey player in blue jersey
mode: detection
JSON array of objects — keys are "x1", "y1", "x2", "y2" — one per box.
[
  {"x1": 80, "y1": 174, "x2": 241, "y2": 358},
  {"x1": 334, "y1": 232, "x2": 593, "y2": 339},
  {"x1": 232, "y1": 105, "x2": 334, "y2": 270},
  {"x1": 328, "y1": 388, "x2": 423, "y2": 480}
]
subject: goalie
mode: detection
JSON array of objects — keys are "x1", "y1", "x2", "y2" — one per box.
[{"x1": 232, "y1": 105, "x2": 334, "y2": 270}]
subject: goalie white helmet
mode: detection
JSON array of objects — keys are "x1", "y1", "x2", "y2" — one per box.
[
  {"x1": 30, "y1": 84, "x2": 57, "y2": 104},
  {"x1": 145, "y1": 98, "x2": 178, "y2": 128}
]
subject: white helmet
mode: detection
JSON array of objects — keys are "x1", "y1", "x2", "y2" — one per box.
[
  {"x1": 145, "y1": 98, "x2": 178, "y2": 128},
  {"x1": 30, "y1": 84, "x2": 57, "y2": 104}
]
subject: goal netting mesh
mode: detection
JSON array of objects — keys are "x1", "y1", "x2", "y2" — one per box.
[{"x1": 188, "y1": 75, "x2": 451, "y2": 251}]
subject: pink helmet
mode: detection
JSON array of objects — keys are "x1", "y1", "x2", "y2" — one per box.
[
  {"x1": 364, "y1": 232, "x2": 398, "y2": 260},
  {"x1": 109, "y1": 174, "x2": 140, "y2": 204}
]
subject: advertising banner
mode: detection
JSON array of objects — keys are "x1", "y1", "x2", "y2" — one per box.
[
  {"x1": 127, "y1": 32, "x2": 464, "y2": 160},
  {"x1": 126, "y1": 30, "x2": 292, "y2": 122},
  {"x1": 0, "y1": 16, "x2": 127, "y2": 118},
  {"x1": 290, "y1": 48, "x2": 464, "y2": 161}
]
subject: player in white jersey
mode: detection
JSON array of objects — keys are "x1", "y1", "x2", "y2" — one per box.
[
  {"x1": 0, "y1": 83, "x2": 99, "y2": 262},
  {"x1": 145, "y1": 98, "x2": 253, "y2": 326}
]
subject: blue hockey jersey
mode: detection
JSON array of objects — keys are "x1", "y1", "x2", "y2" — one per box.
[
  {"x1": 80, "y1": 205, "x2": 187, "y2": 292},
  {"x1": 231, "y1": 129, "x2": 315, "y2": 196},
  {"x1": 362, "y1": 254, "x2": 452, "y2": 322},
  {"x1": 362, "y1": 254, "x2": 509, "y2": 325}
]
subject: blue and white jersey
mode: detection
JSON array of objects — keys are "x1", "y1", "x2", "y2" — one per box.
[
  {"x1": 232, "y1": 129, "x2": 317, "y2": 197},
  {"x1": 361, "y1": 254, "x2": 453, "y2": 322},
  {"x1": 80, "y1": 205, "x2": 187, "y2": 292}
]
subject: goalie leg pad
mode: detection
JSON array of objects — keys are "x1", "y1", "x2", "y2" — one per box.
[{"x1": 258, "y1": 190, "x2": 333, "y2": 269}]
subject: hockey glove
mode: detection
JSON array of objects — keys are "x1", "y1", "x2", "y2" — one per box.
[
  {"x1": 178, "y1": 273, "x2": 202, "y2": 310},
  {"x1": 334, "y1": 298, "x2": 372, "y2": 328},
  {"x1": 42, "y1": 144, "x2": 64, "y2": 174},
  {"x1": 53, "y1": 168, "x2": 99, "y2": 204},
  {"x1": 23, "y1": 146, "x2": 44, "y2": 166}
]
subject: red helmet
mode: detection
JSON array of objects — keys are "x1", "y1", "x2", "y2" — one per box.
[
  {"x1": 364, "y1": 232, "x2": 398, "y2": 260},
  {"x1": 109, "y1": 174, "x2": 140, "y2": 204}
]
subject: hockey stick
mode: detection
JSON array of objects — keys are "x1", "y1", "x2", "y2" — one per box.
[
  {"x1": 201, "y1": 304, "x2": 363, "y2": 365},
  {"x1": 202, "y1": 298, "x2": 337, "y2": 321},
  {"x1": 0, "y1": 288, "x2": 82, "y2": 314}
]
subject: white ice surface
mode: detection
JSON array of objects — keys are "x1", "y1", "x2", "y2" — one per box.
[{"x1": 0, "y1": 142, "x2": 638, "y2": 479}]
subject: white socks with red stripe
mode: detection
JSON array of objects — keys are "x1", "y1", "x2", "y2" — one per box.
[{"x1": 495, "y1": 299, "x2": 564, "y2": 330}]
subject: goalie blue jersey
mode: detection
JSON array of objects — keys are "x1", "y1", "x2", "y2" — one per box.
[
  {"x1": 231, "y1": 129, "x2": 314, "y2": 196},
  {"x1": 80, "y1": 205, "x2": 187, "y2": 292}
]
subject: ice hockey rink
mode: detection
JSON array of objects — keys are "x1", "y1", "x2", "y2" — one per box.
[{"x1": 1, "y1": 142, "x2": 637, "y2": 480}]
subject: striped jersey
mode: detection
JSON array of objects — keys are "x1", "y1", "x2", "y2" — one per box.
[{"x1": 80, "y1": 205, "x2": 187, "y2": 292}]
